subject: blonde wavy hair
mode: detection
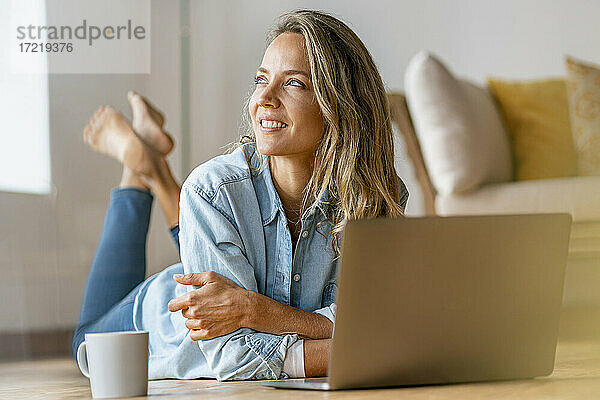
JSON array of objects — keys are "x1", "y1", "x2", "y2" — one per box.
[{"x1": 239, "y1": 9, "x2": 404, "y2": 256}]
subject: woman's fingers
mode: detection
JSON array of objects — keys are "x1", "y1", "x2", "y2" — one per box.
[
  {"x1": 185, "y1": 318, "x2": 207, "y2": 330},
  {"x1": 173, "y1": 271, "x2": 238, "y2": 288},
  {"x1": 167, "y1": 292, "x2": 194, "y2": 312},
  {"x1": 169, "y1": 273, "x2": 242, "y2": 313},
  {"x1": 188, "y1": 322, "x2": 235, "y2": 341},
  {"x1": 167, "y1": 299, "x2": 183, "y2": 312},
  {"x1": 181, "y1": 308, "x2": 203, "y2": 319},
  {"x1": 168, "y1": 288, "x2": 211, "y2": 314},
  {"x1": 190, "y1": 329, "x2": 211, "y2": 341},
  {"x1": 173, "y1": 271, "x2": 220, "y2": 286}
]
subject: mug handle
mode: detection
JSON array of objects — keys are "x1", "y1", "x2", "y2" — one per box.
[{"x1": 76, "y1": 341, "x2": 90, "y2": 378}]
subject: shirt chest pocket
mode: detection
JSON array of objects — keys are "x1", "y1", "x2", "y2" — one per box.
[{"x1": 321, "y1": 282, "x2": 337, "y2": 308}]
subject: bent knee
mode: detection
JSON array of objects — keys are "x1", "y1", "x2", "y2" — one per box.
[{"x1": 71, "y1": 326, "x2": 86, "y2": 359}]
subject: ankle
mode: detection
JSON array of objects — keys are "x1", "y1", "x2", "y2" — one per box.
[
  {"x1": 145, "y1": 161, "x2": 180, "y2": 228},
  {"x1": 142, "y1": 157, "x2": 172, "y2": 188},
  {"x1": 119, "y1": 167, "x2": 150, "y2": 191}
]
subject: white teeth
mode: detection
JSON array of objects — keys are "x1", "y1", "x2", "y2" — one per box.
[{"x1": 261, "y1": 120, "x2": 287, "y2": 128}]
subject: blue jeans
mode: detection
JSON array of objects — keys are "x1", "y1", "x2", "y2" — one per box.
[{"x1": 72, "y1": 188, "x2": 180, "y2": 356}]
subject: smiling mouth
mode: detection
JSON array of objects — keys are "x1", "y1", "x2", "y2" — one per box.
[{"x1": 260, "y1": 119, "x2": 288, "y2": 131}]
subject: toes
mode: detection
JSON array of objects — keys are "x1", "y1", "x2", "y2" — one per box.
[
  {"x1": 91, "y1": 106, "x2": 105, "y2": 123},
  {"x1": 128, "y1": 93, "x2": 147, "y2": 121},
  {"x1": 91, "y1": 107, "x2": 107, "y2": 129},
  {"x1": 98, "y1": 106, "x2": 113, "y2": 119},
  {"x1": 127, "y1": 91, "x2": 137, "y2": 107},
  {"x1": 91, "y1": 111, "x2": 100, "y2": 126},
  {"x1": 129, "y1": 92, "x2": 154, "y2": 118},
  {"x1": 130, "y1": 92, "x2": 166, "y2": 128},
  {"x1": 83, "y1": 123, "x2": 96, "y2": 146},
  {"x1": 128, "y1": 91, "x2": 142, "y2": 106},
  {"x1": 128, "y1": 91, "x2": 144, "y2": 108}
]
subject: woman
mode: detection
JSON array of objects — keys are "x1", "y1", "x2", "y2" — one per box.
[{"x1": 73, "y1": 9, "x2": 409, "y2": 381}]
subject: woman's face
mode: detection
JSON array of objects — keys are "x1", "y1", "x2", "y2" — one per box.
[{"x1": 249, "y1": 33, "x2": 325, "y2": 158}]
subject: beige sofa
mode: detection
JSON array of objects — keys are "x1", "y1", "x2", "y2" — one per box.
[{"x1": 388, "y1": 92, "x2": 600, "y2": 308}]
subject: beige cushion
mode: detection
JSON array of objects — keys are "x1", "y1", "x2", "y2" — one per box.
[
  {"x1": 436, "y1": 175, "x2": 600, "y2": 222},
  {"x1": 404, "y1": 51, "x2": 513, "y2": 196}
]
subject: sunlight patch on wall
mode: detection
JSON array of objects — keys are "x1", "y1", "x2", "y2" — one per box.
[{"x1": 0, "y1": 0, "x2": 51, "y2": 194}]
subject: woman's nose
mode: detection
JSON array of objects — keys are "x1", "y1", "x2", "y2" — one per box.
[{"x1": 257, "y1": 84, "x2": 280, "y2": 108}]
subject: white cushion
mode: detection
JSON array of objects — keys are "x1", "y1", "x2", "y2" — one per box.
[
  {"x1": 436, "y1": 175, "x2": 600, "y2": 223},
  {"x1": 404, "y1": 51, "x2": 513, "y2": 196}
]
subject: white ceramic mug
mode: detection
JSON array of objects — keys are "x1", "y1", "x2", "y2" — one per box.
[{"x1": 77, "y1": 331, "x2": 149, "y2": 399}]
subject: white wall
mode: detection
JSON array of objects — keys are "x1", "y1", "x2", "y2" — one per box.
[
  {"x1": 188, "y1": 0, "x2": 600, "y2": 216},
  {"x1": 0, "y1": 0, "x2": 181, "y2": 332},
  {"x1": 2, "y1": 0, "x2": 599, "y2": 332}
]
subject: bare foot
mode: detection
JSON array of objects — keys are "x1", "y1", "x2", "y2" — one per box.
[
  {"x1": 128, "y1": 91, "x2": 174, "y2": 155},
  {"x1": 83, "y1": 106, "x2": 160, "y2": 176}
]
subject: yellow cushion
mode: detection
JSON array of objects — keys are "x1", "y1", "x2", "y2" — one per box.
[
  {"x1": 487, "y1": 78, "x2": 578, "y2": 181},
  {"x1": 566, "y1": 56, "x2": 600, "y2": 176}
]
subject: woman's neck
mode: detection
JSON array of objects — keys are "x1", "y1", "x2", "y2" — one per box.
[{"x1": 269, "y1": 155, "x2": 313, "y2": 225}]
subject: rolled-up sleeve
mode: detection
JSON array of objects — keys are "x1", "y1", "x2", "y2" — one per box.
[
  {"x1": 179, "y1": 181, "x2": 298, "y2": 380},
  {"x1": 313, "y1": 303, "x2": 337, "y2": 324}
]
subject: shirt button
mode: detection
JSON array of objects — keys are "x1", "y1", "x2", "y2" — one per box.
[
  {"x1": 301, "y1": 231, "x2": 309, "y2": 238},
  {"x1": 293, "y1": 273, "x2": 301, "y2": 282}
]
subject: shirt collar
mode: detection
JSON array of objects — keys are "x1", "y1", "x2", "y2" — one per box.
[
  {"x1": 248, "y1": 145, "x2": 331, "y2": 226},
  {"x1": 256, "y1": 155, "x2": 284, "y2": 226}
]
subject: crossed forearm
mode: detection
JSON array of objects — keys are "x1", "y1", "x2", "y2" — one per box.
[
  {"x1": 244, "y1": 292, "x2": 332, "y2": 377},
  {"x1": 244, "y1": 291, "x2": 333, "y2": 339},
  {"x1": 170, "y1": 273, "x2": 332, "y2": 376},
  {"x1": 304, "y1": 338, "x2": 331, "y2": 377}
]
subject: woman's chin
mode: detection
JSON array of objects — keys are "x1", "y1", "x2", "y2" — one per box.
[
  {"x1": 256, "y1": 143, "x2": 283, "y2": 156},
  {"x1": 255, "y1": 138, "x2": 285, "y2": 156}
]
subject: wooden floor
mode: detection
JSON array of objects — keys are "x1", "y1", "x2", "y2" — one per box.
[{"x1": 1, "y1": 308, "x2": 599, "y2": 399}]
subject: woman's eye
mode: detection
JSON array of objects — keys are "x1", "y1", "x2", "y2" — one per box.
[
  {"x1": 255, "y1": 76, "x2": 267, "y2": 85},
  {"x1": 287, "y1": 79, "x2": 305, "y2": 88}
]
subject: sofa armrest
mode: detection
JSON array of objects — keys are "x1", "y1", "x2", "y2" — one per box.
[{"x1": 388, "y1": 92, "x2": 436, "y2": 215}]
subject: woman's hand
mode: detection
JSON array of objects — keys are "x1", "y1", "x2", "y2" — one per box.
[{"x1": 167, "y1": 271, "x2": 253, "y2": 341}]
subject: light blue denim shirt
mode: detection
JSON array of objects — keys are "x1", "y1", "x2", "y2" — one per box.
[{"x1": 133, "y1": 143, "x2": 408, "y2": 380}]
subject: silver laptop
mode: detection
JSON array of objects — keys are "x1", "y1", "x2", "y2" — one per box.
[{"x1": 262, "y1": 213, "x2": 572, "y2": 390}]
